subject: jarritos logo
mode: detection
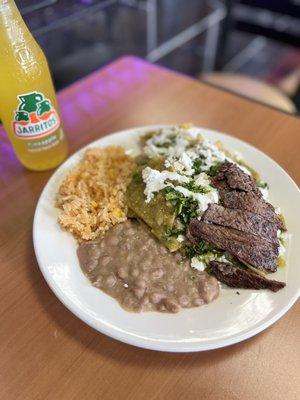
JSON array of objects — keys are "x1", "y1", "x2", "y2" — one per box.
[{"x1": 13, "y1": 91, "x2": 60, "y2": 139}]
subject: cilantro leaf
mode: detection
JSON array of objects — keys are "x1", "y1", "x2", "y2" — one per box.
[{"x1": 206, "y1": 161, "x2": 223, "y2": 177}]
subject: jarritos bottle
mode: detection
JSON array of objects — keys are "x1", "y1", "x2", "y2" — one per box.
[{"x1": 0, "y1": 0, "x2": 68, "y2": 171}]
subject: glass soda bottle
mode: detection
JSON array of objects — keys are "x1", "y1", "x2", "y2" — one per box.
[{"x1": 0, "y1": 0, "x2": 68, "y2": 171}]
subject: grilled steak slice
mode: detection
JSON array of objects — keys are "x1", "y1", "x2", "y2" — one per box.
[
  {"x1": 220, "y1": 190, "x2": 285, "y2": 231},
  {"x1": 202, "y1": 204, "x2": 278, "y2": 242},
  {"x1": 210, "y1": 261, "x2": 285, "y2": 292},
  {"x1": 211, "y1": 161, "x2": 285, "y2": 231},
  {"x1": 187, "y1": 220, "x2": 279, "y2": 272},
  {"x1": 212, "y1": 161, "x2": 261, "y2": 196}
]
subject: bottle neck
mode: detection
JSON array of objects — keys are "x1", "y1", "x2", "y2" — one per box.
[
  {"x1": 0, "y1": 0, "x2": 19, "y2": 13},
  {"x1": 0, "y1": 0, "x2": 32, "y2": 48}
]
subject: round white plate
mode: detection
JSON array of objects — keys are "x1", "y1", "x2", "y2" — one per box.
[{"x1": 33, "y1": 125, "x2": 300, "y2": 352}]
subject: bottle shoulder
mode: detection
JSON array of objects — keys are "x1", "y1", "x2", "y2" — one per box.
[
  {"x1": 0, "y1": 2, "x2": 45, "y2": 60},
  {"x1": 1, "y1": 40, "x2": 49, "y2": 80}
]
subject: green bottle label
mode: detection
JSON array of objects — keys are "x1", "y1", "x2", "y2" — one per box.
[{"x1": 12, "y1": 91, "x2": 60, "y2": 140}]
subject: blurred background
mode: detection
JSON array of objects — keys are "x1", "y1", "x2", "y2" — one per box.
[{"x1": 17, "y1": 0, "x2": 300, "y2": 113}]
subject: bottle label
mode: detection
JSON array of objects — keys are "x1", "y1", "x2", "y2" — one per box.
[{"x1": 12, "y1": 91, "x2": 60, "y2": 139}]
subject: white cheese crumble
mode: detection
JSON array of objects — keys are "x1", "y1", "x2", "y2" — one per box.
[
  {"x1": 142, "y1": 167, "x2": 189, "y2": 203},
  {"x1": 177, "y1": 234, "x2": 185, "y2": 243},
  {"x1": 259, "y1": 186, "x2": 269, "y2": 200},
  {"x1": 186, "y1": 127, "x2": 203, "y2": 138},
  {"x1": 196, "y1": 139, "x2": 226, "y2": 171},
  {"x1": 279, "y1": 242, "x2": 286, "y2": 257},
  {"x1": 191, "y1": 257, "x2": 206, "y2": 271},
  {"x1": 194, "y1": 172, "x2": 211, "y2": 186},
  {"x1": 143, "y1": 126, "x2": 203, "y2": 158},
  {"x1": 275, "y1": 206, "x2": 281, "y2": 215},
  {"x1": 193, "y1": 139, "x2": 251, "y2": 175},
  {"x1": 165, "y1": 152, "x2": 195, "y2": 176},
  {"x1": 278, "y1": 231, "x2": 288, "y2": 256},
  {"x1": 173, "y1": 185, "x2": 219, "y2": 214},
  {"x1": 217, "y1": 254, "x2": 230, "y2": 263},
  {"x1": 191, "y1": 252, "x2": 228, "y2": 272},
  {"x1": 143, "y1": 126, "x2": 252, "y2": 177},
  {"x1": 142, "y1": 165, "x2": 218, "y2": 213}
]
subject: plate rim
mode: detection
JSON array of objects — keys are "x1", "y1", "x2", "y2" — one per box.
[{"x1": 33, "y1": 124, "x2": 300, "y2": 352}]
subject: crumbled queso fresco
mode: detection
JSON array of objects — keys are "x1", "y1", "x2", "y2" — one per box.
[
  {"x1": 141, "y1": 125, "x2": 250, "y2": 214},
  {"x1": 140, "y1": 125, "x2": 274, "y2": 270},
  {"x1": 191, "y1": 254, "x2": 229, "y2": 272}
]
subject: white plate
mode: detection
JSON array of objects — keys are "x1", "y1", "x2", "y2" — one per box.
[{"x1": 33, "y1": 125, "x2": 300, "y2": 352}]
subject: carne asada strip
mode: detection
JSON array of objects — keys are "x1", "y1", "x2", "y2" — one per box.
[
  {"x1": 219, "y1": 190, "x2": 285, "y2": 230},
  {"x1": 211, "y1": 161, "x2": 262, "y2": 196},
  {"x1": 202, "y1": 204, "x2": 278, "y2": 242},
  {"x1": 210, "y1": 261, "x2": 285, "y2": 292},
  {"x1": 187, "y1": 220, "x2": 279, "y2": 272},
  {"x1": 211, "y1": 161, "x2": 285, "y2": 231}
]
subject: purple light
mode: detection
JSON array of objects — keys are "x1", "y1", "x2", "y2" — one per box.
[
  {"x1": 79, "y1": 0, "x2": 95, "y2": 4},
  {"x1": 60, "y1": 101, "x2": 92, "y2": 133}
]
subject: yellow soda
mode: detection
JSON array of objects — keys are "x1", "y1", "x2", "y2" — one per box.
[{"x1": 0, "y1": 0, "x2": 68, "y2": 171}]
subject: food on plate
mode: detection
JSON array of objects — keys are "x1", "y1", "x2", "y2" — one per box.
[
  {"x1": 57, "y1": 146, "x2": 135, "y2": 240},
  {"x1": 202, "y1": 204, "x2": 279, "y2": 241},
  {"x1": 188, "y1": 215, "x2": 279, "y2": 273},
  {"x1": 210, "y1": 261, "x2": 285, "y2": 292},
  {"x1": 126, "y1": 158, "x2": 180, "y2": 251},
  {"x1": 210, "y1": 161, "x2": 285, "y2": 230},
  {"x1": 77, "y1": 220, "x2": 219, "y2": 313},
  {"x1": 186, "y1": 161, "x2": 286, "y2": 273},
  {"x1": 56, "y1": 124, "x2": 287, "y2": 313}
]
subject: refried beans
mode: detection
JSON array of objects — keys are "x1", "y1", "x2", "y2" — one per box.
[{"x1": 77, "y1": 220, "x2": 219, "y2": 313}]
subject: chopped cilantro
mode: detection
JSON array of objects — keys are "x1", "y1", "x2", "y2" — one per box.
[
  {"x1": 135, "y1": 155, "x2": 150, "y2": 166},
  {"x1": 155, "y1": 142, "x2": 172, "y2": 149},
  {"x1": 193, "y1": 158, "x2": 203, "y2": 174},
  {"x1": 178, "y1": 198, "x2": 199, "y2": 225},
  {"x1": 184, "y1": 241, "x2": 220, "y2": 259},
  {"x1": 163, "y1": 187, "x2": 199, "y2": 226},
  {"x1": 206, "y1": 161, "x2": 223, "y2": 177},
  {"x1": 258, "y1": 181, "x2": 269, "y2": 189},
  {"x1": 155, "y1": 134, "x2": 177, "y2": 149},
  {"x1": 132, "y1": 172, "x2": 143, "y2": 183},
  {"x1": 165, "y1": 226, "x2": 183, "y2": 238},
  {"x1": 183, "y1": 180, "x2": 211, "y2": 194},
  {"x1": 165, "y1": 187, "x2": 180, "y2": 201}
]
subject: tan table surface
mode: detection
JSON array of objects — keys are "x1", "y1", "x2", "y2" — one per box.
[{"x1": 0, "y1": 57, "x2": 299, "y2": 400}]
